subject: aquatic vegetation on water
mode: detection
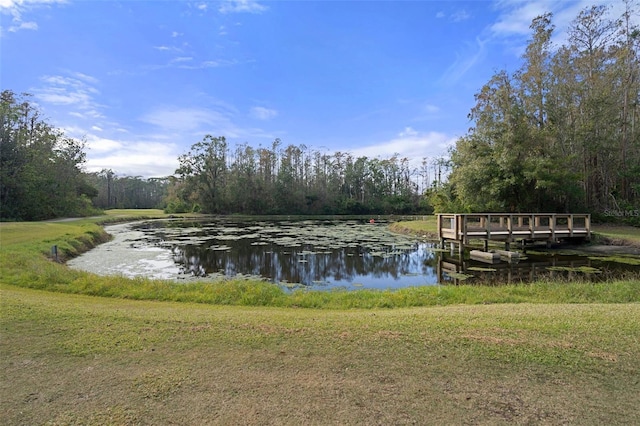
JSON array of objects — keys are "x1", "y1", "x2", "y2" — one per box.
[
  {"x1": 445, "y1": 272, "x2": 474, "y2": 280},
  {"x1": 468, "y1": 267, "x2": 498, "y2": 272},
  {"x1": 547, "y1": 266, "x2": 602, "y2": 274},
  {"x1": 65, "y1": 217, "x2": 640, "y2": 289},
  {"x1": 589, "y1": 256, "x2": 640, "y2": 266}
]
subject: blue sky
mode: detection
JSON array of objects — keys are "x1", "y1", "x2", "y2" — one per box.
[{"x1": 1, "y1": 0, "x2": 632, "y2": 177}]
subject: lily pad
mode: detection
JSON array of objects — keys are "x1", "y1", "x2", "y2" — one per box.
[
  {"x1": 547, "y1": 266, "x2": 602, "y2": 273},
  {"x1": 446, "y1": 272, "x2": 474, "y2": 280},
  {"x1": 589, "y1": 256, "x2": 640, "y2": 266}
]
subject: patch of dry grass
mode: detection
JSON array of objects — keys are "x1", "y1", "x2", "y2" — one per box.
[{"x1": 2, "y1": 285, "x2": 639, "y2": 425}]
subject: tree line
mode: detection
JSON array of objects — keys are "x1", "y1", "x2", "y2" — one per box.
[
  {"x1": 2, "y1": 4, "x2": 639, "y2": 223},
  {"x1": 433, "y1": 3, "x2": 640, "y2": 224},
  {"x1": 1, "y1": 91, "x2": 440, "y2": 220},
  {"x1": 0, "y1": 91, "x2": 100, "y2": 220},
  {"x1": 85, "y1": 169, "x2": 169, "y2": 210},
  {"x1": 0, "y1": 91, "x2": 169, "y2": 220},
  {"x1": 166, "y1": 136, "x2": 439, "y2": 215}
]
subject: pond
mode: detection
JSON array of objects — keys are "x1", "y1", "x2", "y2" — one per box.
[{"x1": 67, "y1": 217, "x2": 640, "y2": 290}]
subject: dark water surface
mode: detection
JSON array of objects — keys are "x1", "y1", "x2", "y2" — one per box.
[
  {"x1": 126, "y1": 218, "x2": 638, "y2": 289},
  {"x1": 134, "y1": 218, "x2": 437, "y2": 289}
]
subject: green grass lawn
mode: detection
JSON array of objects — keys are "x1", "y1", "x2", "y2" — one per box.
[
  {"x1": 593, "y1": 224, "x2": 640, "y2": 244},
  {"x1": 1, "y1": 211, "x2": 639, "y2": 423},
  {"x1": 2, "y1": 285, "x2": 639, "y2": 425}
]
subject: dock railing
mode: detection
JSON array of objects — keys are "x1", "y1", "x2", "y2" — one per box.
[{"x1": 437, "y1": 213, "x2": 591, "y2": 248}]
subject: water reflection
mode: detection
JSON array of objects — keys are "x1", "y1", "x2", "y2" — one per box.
[
  {"x1": 437, "y1": 252, "x2": 603, "y2": 285},
  {"x1": 170, "y1": 242, "x2": 439, "y2": 288},
  {"x1": 146, "y1": 219, "x2": 439, "y2": 289},
  {"x1": 130, "y1": 218, "x2": 636, "y2": 289}
]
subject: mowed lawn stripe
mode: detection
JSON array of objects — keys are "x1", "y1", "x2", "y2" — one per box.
[{"x1": 2, "y1": 285, "x2": 639, "y2": 425}]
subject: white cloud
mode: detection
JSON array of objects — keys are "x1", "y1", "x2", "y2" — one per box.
[
  {"x1": 250, "y1": 106, "x2": 278, "y2": 120},
  {"x1": 398, "y1": 126, "x2": 418, "y2": 138},
  {"x1": 72, "y1": 71, "x2": 99, "y2": 84},
  {"x1": 29, "y1": 76, "x2": 231, "y2": 178},
  {"x1": 34, "y1": 73, "x2": 104, "y2": 119},
  {"x1": 440, "y1": 37, "x2": 487, "y2": 86},
  {"x1": 434, "y1": 8, "x2": 471, "y2": 23},
  {"x1": 141, "y1": 107, "x2": 233, "y2": 133},
  {"x1": 423, "y1": 104, "x2": 440, "y2": 114},
  {"x1": 490, "y1": 0, "x2": 552, "y2": 37},
  {"x1": 451, "y1": 9, "x2": 471, "y2": 23},
  {"x1": 140, "y1": 104, "x2": 279, "y2": 144},
  {"x1": 147, "y1": 57, "x2": 239, "y2": 71},
  {"x1": 176, "y1": 58, "x2": 240, "y2": 69},
  {"x1": 347, "y1": 128, "x2": 456, "y2": 166},
  {"x1": 218, "y1": 0, "x2": 267, "y2": 14},
  {"x1": 37, "y1": 89, "x2": 89, "y2": 105},
  {"x1": 488, "y1": 0, "x2": 635, "y2": 49},
  {"x1": 61, "y1": 126, "x2": 178, "y2": 177},
  {"x1": 171, "y1": 56, "x2": 193, "y2": 63},
  {"x1": 0, "y1": 0, "x2": 65, "y2": 34},
  {"x1": 8, "y1": 20, "x2": 36, "y2": 31},
  {"x1": 85, "y1": 135, "x2": 123, "y2": 153},
  {"x1": 0, "y1": 0, "x2": 63, "y2": 7},
  {"x1": 84, "y1": 140, "x2": 179, "y2": 177}
]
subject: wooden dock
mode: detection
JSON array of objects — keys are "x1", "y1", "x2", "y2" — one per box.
[{"x1": 437, "y1": 213, "x2": 591, "y2": 251}]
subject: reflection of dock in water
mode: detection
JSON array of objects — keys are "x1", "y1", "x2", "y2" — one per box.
[{"x1": 437, "y1": 252, "x2": 594, "y2": 285}]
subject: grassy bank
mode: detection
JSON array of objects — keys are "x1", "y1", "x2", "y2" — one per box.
[
  {"x1": 592, "y1": 224, "x2": 640, "y2": 247},
  {"x1": 389, "y1": 218, "x2": 438, "y2": 239},
  {"x1": 2, "y1": 285, "x2": 639, "y2": 425}
]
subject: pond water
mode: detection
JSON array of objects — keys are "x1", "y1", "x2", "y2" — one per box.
[
  {"x1": 135, "y1": 218, "x2": 439, "y2": 289},
  {"x1": 67, "y1": 218, "x2": 639, "y2": 290}
]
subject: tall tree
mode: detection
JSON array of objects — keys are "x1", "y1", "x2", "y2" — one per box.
[
  {"x1": 0, "y1": 90, "x2": 97, "y2": 220},
  {"x1": 175, "y1": 135, "x2": 229, "y2": 213},
  {"x1": 439, "y1": 6, "x2": 640, "y2": 217}
]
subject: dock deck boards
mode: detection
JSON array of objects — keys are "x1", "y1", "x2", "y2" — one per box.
[{"x1": 437, "y1": 213, "x2": 591, "y2": 249}]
